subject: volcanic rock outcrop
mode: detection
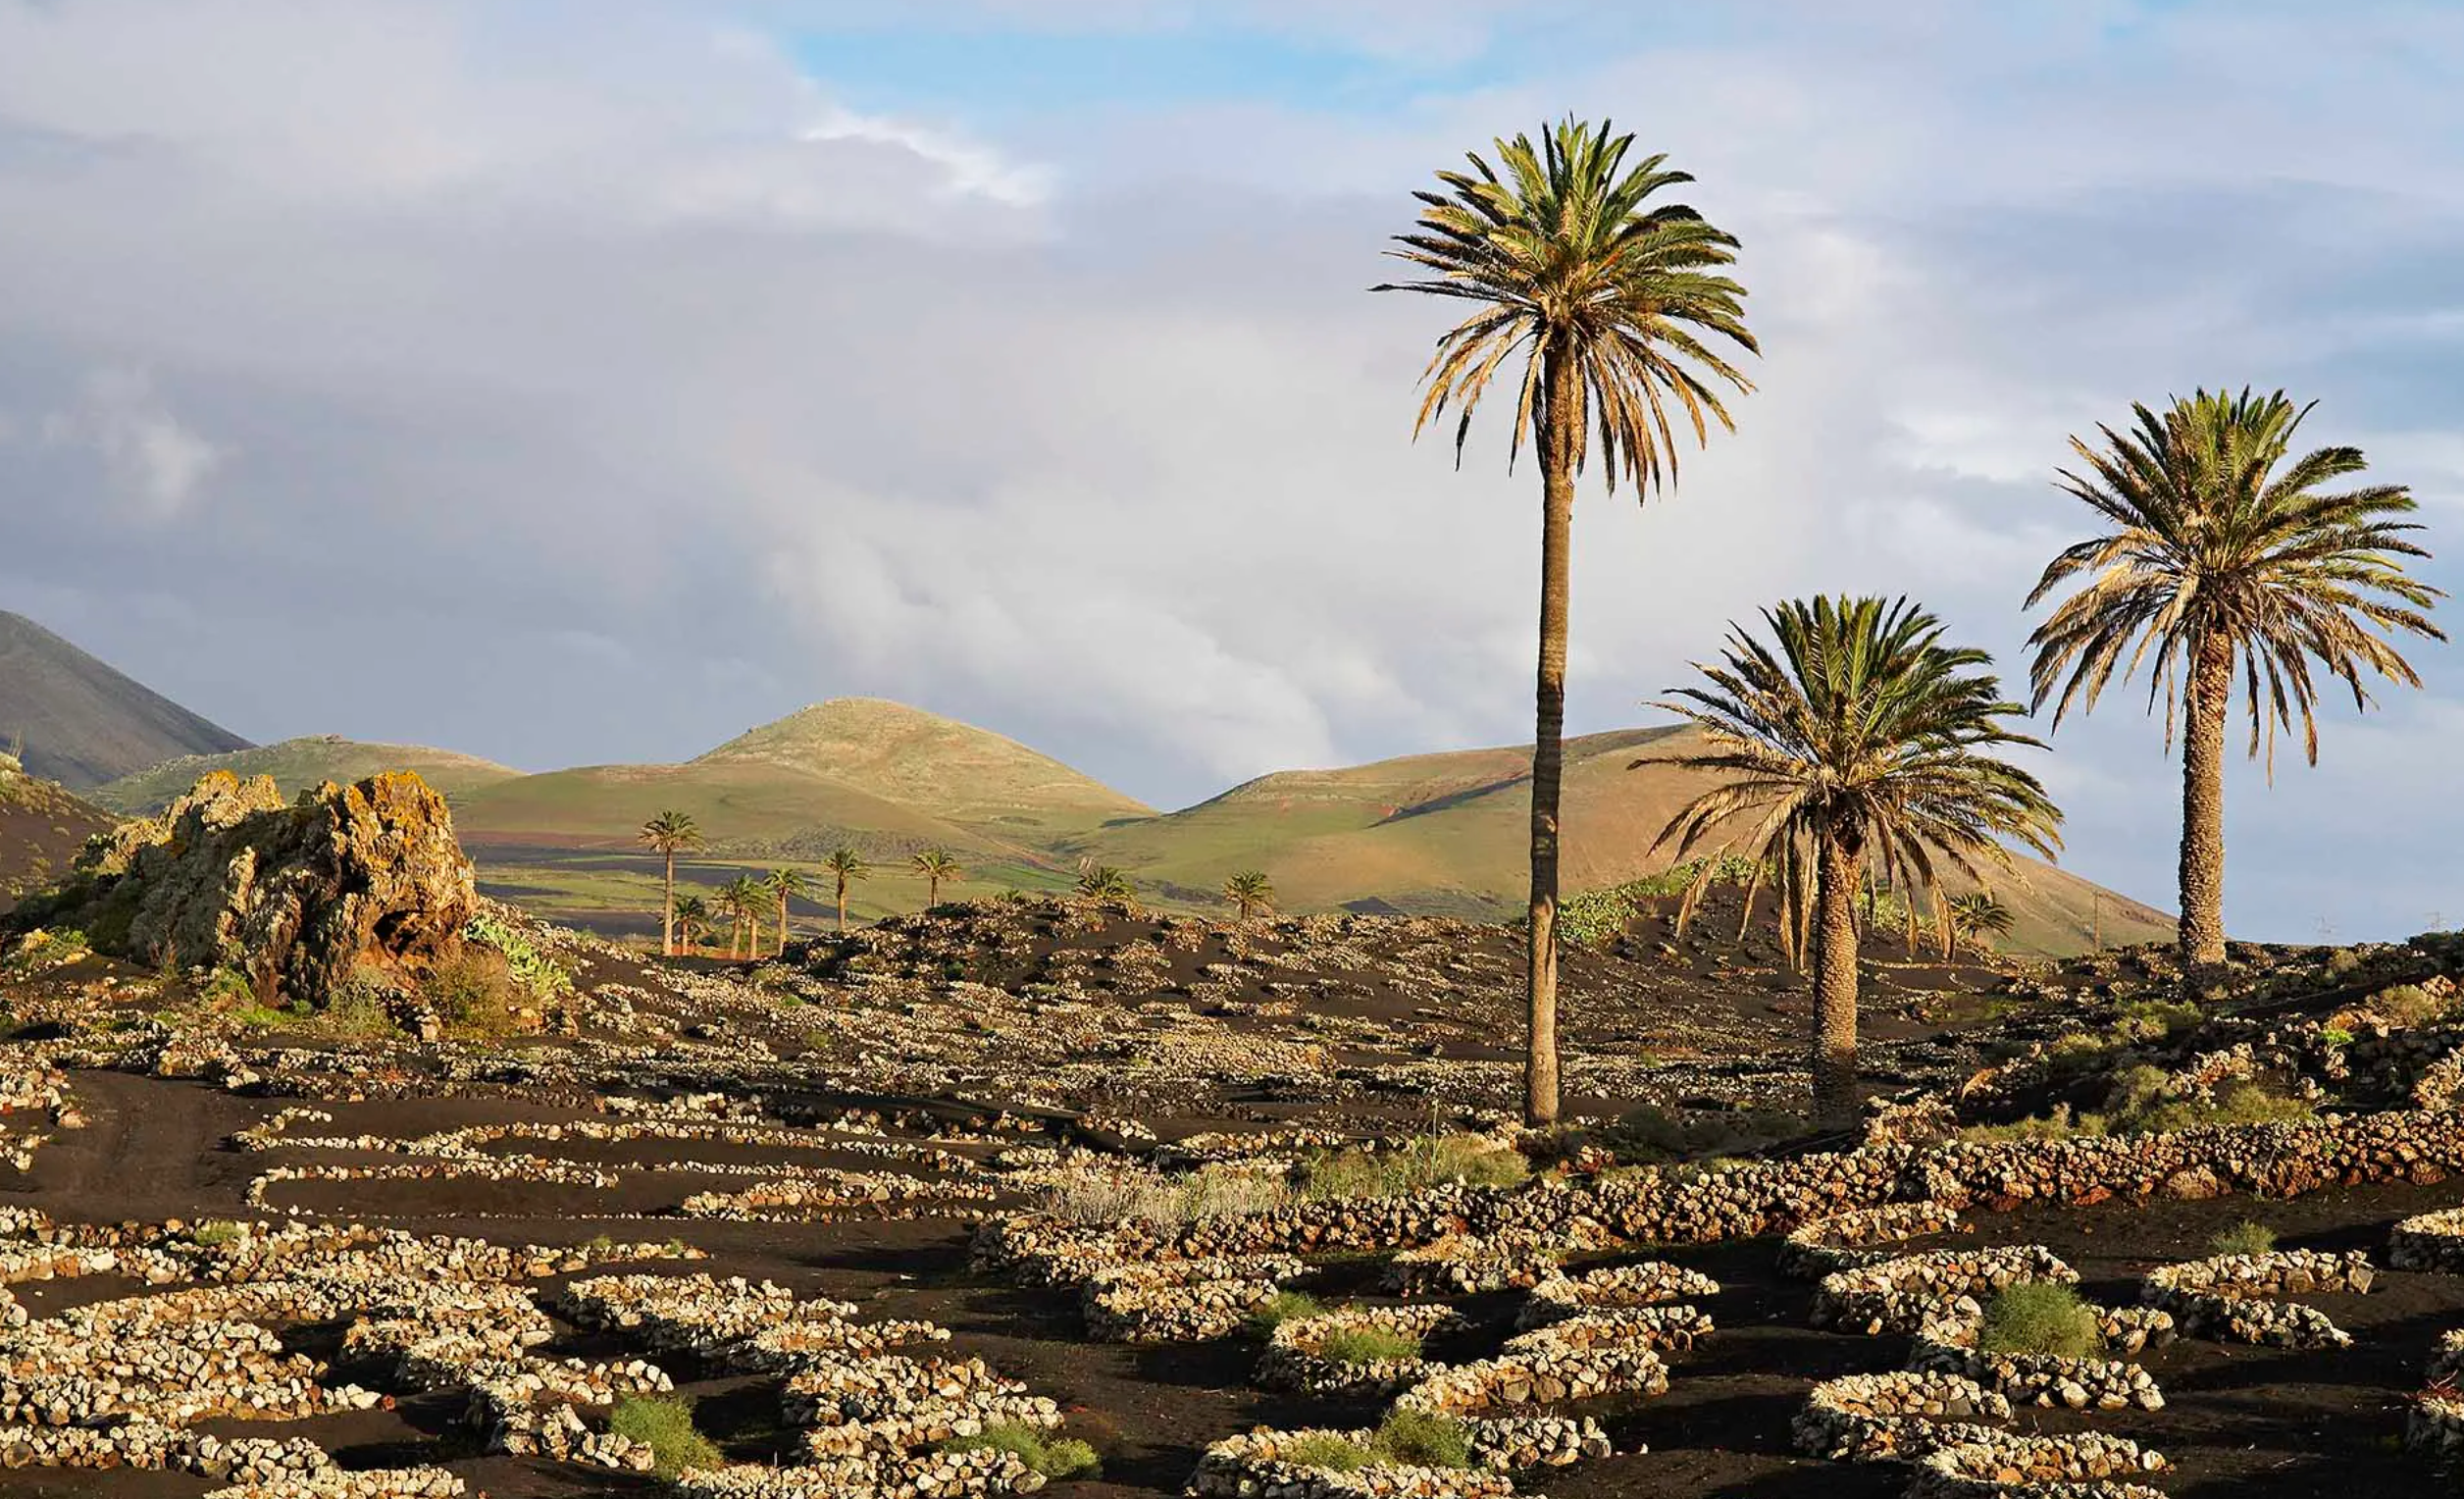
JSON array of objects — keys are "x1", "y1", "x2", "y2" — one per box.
[{"x1": 15, "y1": 770, "x2": 477, "y2": 1003}]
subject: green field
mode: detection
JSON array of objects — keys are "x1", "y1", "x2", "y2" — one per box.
[{"x1": 91, "y1": 736, "x2": 520, "y2": 813}]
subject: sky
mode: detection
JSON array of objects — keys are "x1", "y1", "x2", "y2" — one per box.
[{"x1": 4, "y1": 0, "x2": 2463, "y2": 941}]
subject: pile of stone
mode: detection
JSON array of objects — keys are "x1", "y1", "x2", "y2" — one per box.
[
  {"x1": 2138, "y1": 1249, "x2": 2374, "y2": 1348},
  {"x1": 1906, "y1": 1297, "x2": 2168, "y2": 1412},
  {"x1": 788, "y1": 1353, "x2": 1061, "y2": 1459},
  {"x1": 1072, "y1": 1255, "x2": 1310, "y2": 1343},
  {"x1": 1503, "y1": 1305, "x2": 1713, "y2": 1358},
  {"x1": 1906, "y1": 1431, "x2": 2169, "y2": 1499},
  {"x1": 1186, "y1": 1429, "x2": 1514, "y2": 1499},
  {"x1": 1779, "y1": 1202, "x2": 1966, "y2": 1278},
  {"x1": 1258, "y1": 1304, "x2": 1464, "y2": 1397},
  {"x1": 2390, "y1": 1207, "x2": 2464, "y2": 1272},
  {"x1": 200, "y1": 1470, "x2": 466, "y2": 1499},
  {"x1": 1793, "y1": 1370, "x2": 2015, "y2": 1461},
  {"x1": 679, "y1": 1169, "x2": 998, "y2": 1221},
  {"x1": 245, "y1": 1157, "x2": 621, "y2": 1215},
  {"x1": 557, "y1": 1273, "x2": 852, "y2": 1358},
  {"x1": 1385, "y1": 1227, "x2": 1608, "y2": 1296},
  {"x1": 1813, "y1": 1247, "x2": 2078, "y2": 1336},
  {"x1": 1514, "y1": 1261, "x2": 1720, "y2": 1329}
]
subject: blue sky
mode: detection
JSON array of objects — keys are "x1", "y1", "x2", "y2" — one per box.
[{"x1": 3, "y1": 0, "x2": 2462, "y2": 940}]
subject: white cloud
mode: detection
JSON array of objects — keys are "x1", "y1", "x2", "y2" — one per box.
[{"x1": 35, "y1": 368, "x2": 225, "y2": 519}]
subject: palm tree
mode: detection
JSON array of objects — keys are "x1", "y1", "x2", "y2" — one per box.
[
  {"x1": 1377, "y1": 118, "x2": 1758, "y2": 1125},
  {"x1": 911, "y1": 849, "x2": 961, "y2": 909},
  {"x1": 1945, "y1": 892, "x2": 2015, "y2": 960},
  {"x1": 2027, "y1": 388, "x2": 2444, "y2": 988},
  {"x1": 1075, "y1": 861, "x2": 1133, "y2": 904},
  {"x1": 671, "y1": 895, "x2": 709, "y2": 958},
  {"x1": 1653, "y1": 596, "x2": 2064, "y2": 1126},
  {"x1": 823, "y1": 847, "x2": 869, "y2": 933},
  {"x1": 638, "y1": 809, "x2": 703, "y2": 957},
  {"x1": 1222, "y1": 869, "x2": 1276, "y2": 921},
  {"x1": 766, "y1": 868, "x2": 807, "y2": 957},
  {"x1": 720, "y1": 875, "x2": 763, "y2": 959}
]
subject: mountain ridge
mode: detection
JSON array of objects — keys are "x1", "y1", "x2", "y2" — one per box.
[{"x1": 0, "y1": 611, "x2": 251, "y2": 788}]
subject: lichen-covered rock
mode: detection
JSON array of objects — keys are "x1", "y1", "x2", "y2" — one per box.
[{"x1": 26, "y1": 771, "x2": 476, "y2": 1004}]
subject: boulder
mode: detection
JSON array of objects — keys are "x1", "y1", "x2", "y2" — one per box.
[{"x1": 23, "y1": 770, "x2": 476, "y2": 1004}]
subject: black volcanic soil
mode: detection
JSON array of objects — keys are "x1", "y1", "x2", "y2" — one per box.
[
  {"x1": 1, "y1": 1065, "x2": 2457, "y2": 1499},
  {"x1": 0, "y1": 772, "x2": 113, "y2": 913}
]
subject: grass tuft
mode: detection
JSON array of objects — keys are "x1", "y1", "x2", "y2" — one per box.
[
  {"x1": 1317, "y1": 1326, "x2": 1421, "y2": 1365},
  {"x1": 2209, "y1": 1220, "x2": 2278, "y2": 1258},
  {"x1": 607, "y1": 1394, "x2": 722, "y2": 1477},
  {"x1": 1372, "y1": 1410, "x2": 1470, "y2": 1469},
  {"x1": 1282, "y1": 1432, "x2": 1374, "y2": 1473},
  {"x1": 1246, "y1": 1290, "x2": 1321, "y2": 1335},
  {"x1": 1977, "y1": 1282, "x2": 2100, "y2": 1360},
  {"x1": 1300, "y1": 1134, "x2": 1526, "y2": 1202},
  {"x1": 941, "y1": 1421, "x2": 1102, "y2": 1480}
]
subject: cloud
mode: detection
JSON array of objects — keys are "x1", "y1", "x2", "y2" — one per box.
[
  {"x1": 33, "y1": 367, "x2": 225, "y2": 519},
  {"x1": 1, "y1": 0, "x2": 2461, "y2": 940}
]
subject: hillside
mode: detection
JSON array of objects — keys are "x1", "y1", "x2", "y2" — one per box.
[
  {"x1": 0, "y1": 611, "x2": 250, "y2": 787},
  {"x1": 693, "y1": 698, "x2": 1153, "y2": 835},
  {"x1": 0, "y1": 756, "x2": 115, "y2": 912},
  {"x1": 1075, "y1": 724, "x2": 2171, "y2": 958},
  {"x1": 89, "y1": 736, "x2": 521, "y2": 814}
]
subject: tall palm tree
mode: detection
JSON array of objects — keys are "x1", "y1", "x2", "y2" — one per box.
[
  {"x1": 911, "y1": 849, "x2": 961, "y2": 909},
  {"x1": 1654, "y1": 596, "x2": 2064, "y2": 1126},
  {"x1": 1222, "y1": 869, "x2": 1276, "y2": 921},
  {"x1": 823, "y1": 847, "x2": 869, "y2": 933},
  {"x1": 2027, "y1": 388, "x2": 2443, "y2": 987},
  {"x1": 671, "y1": 895, "x2": 709, "y2": 958},
  {"x1": 1377, "y1": 118, "x2": 1758, "y2": 1125},
  {"x1": 638, "y1": 809, "x2": 703, "y2": 957},
  {"x1": 766, "y1": 868, "x2": 807, "y2": 957},
  {"x1": 1945, "y1": 892, "x2": 2015, "y2": 960}
]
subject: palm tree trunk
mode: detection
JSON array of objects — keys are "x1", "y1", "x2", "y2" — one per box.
[
  {"x1": 661, "y1": 853, "x2": 676, "y2": 957},
  {"x1": 2179, "y1": 632, "x2": 2233, "y2": 986},
  {"x1": 837, "y1": 880, "x2": 848, "y2": 934},
  {"x1": 928, "y1": 874, "x2": 941, "y2": 907},
  {"x1": 778, "y1": 894, "x2": 790, "y2": 956},
  {"x1": 1811, "y1": 828, "x2": 1863, "y2": 1129},
  {"x1": 1521, "y1": 342, "x2": 1577, "y2": 1129},
  {"x1": 747, "y1": 910, "x2": 760, "y2": 958}
]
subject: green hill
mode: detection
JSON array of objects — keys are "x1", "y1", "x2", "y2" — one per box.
[
  {"x1": 90, "y1": 735, "x2": 521, "y2": 814},
  {"x1": 0, "y1": 611, "x2": 251, "y2": 788}
]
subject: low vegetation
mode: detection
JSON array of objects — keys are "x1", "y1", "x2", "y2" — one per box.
[
  {"x1": 1318, "y1": 1326, "x2": 1422, "y2": 1365},
  {"x1": 2210, "y1": 1219, "x2": 2279, "y2": 1258},
  {"x1": 606, "y1": 1395, "x2": 722, "y2": 1477},
  {"x1": 1246, "y1": 1290, "x2": 1322, "y2": 1335},
  {"x1": 1977, "y1": 1282, "x2": 2101, "y2": 1360},
  {"x1": 1299, "y1": 1133, "x2": 1527, "y2": 1201},
  {"x1": 1371, "y1": 1410, "x2": 1472, "y2": 1470},
  {"x1": 940, "y1": 1421, "x2": 1101, "y2": 1481}
]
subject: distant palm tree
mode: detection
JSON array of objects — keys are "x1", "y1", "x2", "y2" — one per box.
[
  {"x1": 1945, "y1": 892, "x2": 2016, "y2": 960},
  {"x1": 671, "y1": 895, "x2": 709, "y2": 957},
  {"x1": 1376, "y1": 118, "x2": 1758, "y2": 1126},
  {"x1": 910, "y1": 849, "x2": 962, "y2": 909},
  {"x1": 1222, "y1": 869, "x2": 1276, "y2": 921},
  {"x1": 721, "y1": 874, "x2": 764, "y2": 960},
  {"x1": 2027, "y1": 388, "x2": 2443, "y2": 990},
  {"x1": 639, "y1": 809, "x2": 703, "y2": 957},
  {"x1": 1075, "y1": 861, "x2": 1134, "y2": 904},
  {"x1": 766, "y1": 868, "x2": 807, "y2": 957},
  {"x1": 1654, "y1": 596, "x2": 2064, "y2": 1126},
  {"x1": 823, "y1": 847, "x2": 869, "y2": 933}
]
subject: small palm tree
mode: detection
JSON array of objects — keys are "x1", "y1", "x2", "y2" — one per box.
[
  {"x1": 823, "y1": 847, "x2": 869, "y2": 933},
  {"x1": 1377, "y1": 117, "x2": 1758, "y2": 1126},
  {"x1": 910, "y1": 849, "x2": 962, "y2": 908},
  {"x1": 2027, "y1": 388, "x2": 2443, "y2": 988},
  {"x1": 720, "y1": 874, "x2": 763, "y2": 959},
  {"x1": 671, "y1": 895, "x2": 709, "y2": 958},
  {"x1": 766, "y1": 868, "x2": 807, "y2": 957},
  {"x1": 1222, "y1": 869, "x2": 1276, "y2": 921},
  {"x1": 1074, "y1": 861, "x2": 1134, "y2": 905},
  {"x1": 1654, "y1": 596, "x2": 2064, "y2": 1126},
  {"x1": 1945, "y1": 892, "x2": 2016, "y2": 960},
  {"x1": 638, "y1": 809, "x2": 703, "y2": 957}
]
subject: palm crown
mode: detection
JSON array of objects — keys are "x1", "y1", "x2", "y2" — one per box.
[
  {"x1": 1656, "y1": 596, "x2": 2064, "y2": 956},
  {"x1": 2027, "y1": 387, "x2": 2444, "y2": 768},
  {"x1": 1375, "y1": 116, "x2": 1757, "y2": 491}
]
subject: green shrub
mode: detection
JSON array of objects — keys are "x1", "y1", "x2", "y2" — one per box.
[
  {"x1": 192, "y1": 1220, "x2": 248, "y2": 1247},
  {"x1": 1282, "y1": 1433, "x2": 1374, "y2": 1473},
  {"x1": 317, "y1": 977, "x2": 401, "y2": 1039},
  {"x1": 2114, "y1": 998, "x2": 2203, "y2": 1043},
  {"x1": 1299, "y1": 1135, "x2": 1527, "y2": 1202},
  {"x1": 1977, "y1": 1282, "x2": 2100, "y2": 1359},
  {"x1": 2319, "y1": 1026, "x2": 2356, "y2": 1049},
  {"x1": 228, "y1": 1004, "x2": 293, "y2": 1030},
  {"x1": 423, "y1": 947, "x2": 526, "y2": 1036},
  {"x1": 2372, "y1": 983, "x2": 2453, "y2": 1028},
  {"x1": 1960, "y1": 1106, "x2": 2108, "y2": 1143},
  {"x1": 606, "y1": 1395, "x2": 722, "y2": 1477},
  {"x1": 1317, "y1": 1326, "x2": 1421, "y2": 1365},
  {"x1": 2100, "y1": 1067, "x2": 2313, "y2": 1135},
  {"x1": 1372, "y1": 1410, "x2": 1471, "y2": 1470},
  {"x1": 2210, "y1": 1220, "x2": 2278, "y2": 1258},
  {"x1": 464, "y1": 912, "x2": 574, "y2": 1002},
  {"x1": 940, "y1": 1421, "x2": 1102, "y2": 1481},
  {"x1": 2326, "y1": 947, "x2": 2365, "y2": 979},
  {"x1": 1247, "y1": 1290, "x2": 1321, "y2": 1334}
]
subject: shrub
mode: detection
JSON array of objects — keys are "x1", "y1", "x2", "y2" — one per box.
[
  {"x1": 1176, "y1": 1164, "x2": 1297, "y2": 1220},
  {"x1": 317, "y1": 977, "x2": 401, "y2": 1040},
  {"x1": 2325, "y1": 947, "x2": 2365, "y2": 980},
  {"x1": 1317, "y1": 1326, "x2": 1421, "y2": 1365},
  {"x1": 1372, "y1": 1410, "x2": 1471, "y2": 1470},
  {"x1": 464, "y1": 912, "x2": 574, "y2": 1002},
  {"x1": 2210, "y1": 1220, "x2": 2278, "y2": 1258},
  {"x1": 2113, "y1": 998, "x2": 2203, "y2": 1043},
  {"x1": 2319, "y1": 1026, "x2": 2356, "y2": 1049},
  {"x1": 192, "y1": 1220, "x2": 248, "y2": 1248},
  {"x1": 422, "y1": 947, "x2": 526, "y2": 1037},
  {"x1": 1300, "y1": 1134, "x2": 1527, "y2": 1202},
  {"x1": 1282, "y1": 1432, "x2": 1374, "y2": 1473},
  {"x1": 2372, "y1": 983, "x2": 2453, "y2": 1029},
  {"x1": 941, "y1": 1421, "x2": 1102, "y2": 1481},
  {"x1": 607, "y1": 1395, "x2": 722, "y2": 1477},
  {"x1": 1038, "y1": 1170, "x2": 1181, "y2": 1227},
  {"x1": 1976, "y1": 1282, "x2": 2100, "y2": 1360},
  {"x1": 1959, "y1": 1106, "x2": 2107, "y2": 1143},
  {"x1": 1246, "y1": 1290, "x2": 1321, "y2": 1334},
  {"x1": 2100, "y1": 1067, "x2": 2313, "y2": 1135}
]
